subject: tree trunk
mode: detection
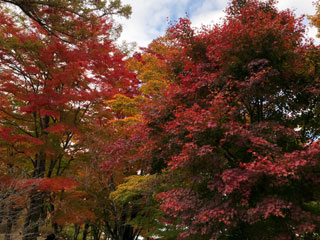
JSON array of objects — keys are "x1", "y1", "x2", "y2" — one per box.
[
  {"x1": 82, "y1": 223, "x2": 89, "y2": 240},
  {"x1": 5, "y1": 203, "x2": 22, "y2": 240},
  {"x1": 73, "y1": 224, "x2": 80, "y2": 240},
  {"x1": 50, "y1": 201, "x2": 60, "y2": 237},
  {"x1": 23, "y1": 152, "x2": 46, "y2": 240},
  {"x1": 23, "y1": 190, "x2": 44, "y2": 240},
  {"x1": 52, "y1": 222, "x2": 61, "y2": 237},
  {"x1": 119, "y1": 225, "x2": 135, "y2": 240},
  {"x1": 118, "y1": 203, "x2": 137, "y2": 240},
  {"x1": 92, "y1": 225, "x2": 101, "y2": 240},
  {"x1": 0, "y1": 200, "x2": 5, "y2": 224},
  {"x1": 5, "y1": 216, "x2": 13, "y2": 240}
]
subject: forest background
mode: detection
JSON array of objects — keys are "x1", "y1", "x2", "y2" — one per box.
[{"x1": 0, "y1": 0, "x2": 320, "y2": 240}]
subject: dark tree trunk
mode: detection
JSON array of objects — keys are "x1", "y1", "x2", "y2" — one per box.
[
  {"x1": 117, "y1": 202, "x2": 138, "y2": 240},
  {"x1": 82, "y1": 223, "x2": 89, "y2": 240},
  {"x1": 5, "y1": 216, "x2": 13, "y2": 240},
  {"x1": 73, "y1": 224, "x2": 80, "y2": 240},
  {"x1": 52, "y1": 223, "x2": 59, "y2": 236},
  {"x1": 119, "y1": 225, "x2": 135, "y2": 240},
  {"x1": 23, "y1": 190, "x2": 44, "y2": 240},
  {"x1": 23, "y1": 152, "x2": 46, "y2": 240},
  {"x1": 92, "y1": 225, "x2": 101, "y2": 240},
  {"x1": 5, "y1": 203, "x2": 22, "y2": 240},
  {"x1": 0, "y1": 200, "x2": 5, "y2": 224},
  {"x1": 50, "y1": 201, "x2": 60, "y2": 237}
]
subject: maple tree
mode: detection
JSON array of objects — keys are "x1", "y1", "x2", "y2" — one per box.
[
  {"x1": 119, "y1": 0, "x2": 320, "y2": 239},
  {"x1": 0, "y1": 0, "x2": 131, "y2": 40},
  {"x1": 74, "y1": 97, "x2": 152, "y2": 240},
  {"x1": 40, "y1": 82, "x2": 148, "y2": 240},
  {"x1": 0, "y1": 0, "x2": 320, "y2": 239},
  {"x1": 126, "y1": 36, "x2": 180, "y2": 100},
  {"x1": 59, "y1": 38, "x2": 182, "y2": 239},
  {"x1": 0, "y1": 1, "x2": 136, "y2": 239}
]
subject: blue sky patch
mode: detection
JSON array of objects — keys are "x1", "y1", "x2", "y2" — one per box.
[{"x1": 117, "y1": 0, "x2": 317, "y2": 47}]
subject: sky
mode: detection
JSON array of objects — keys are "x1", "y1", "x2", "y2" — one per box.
[{"x1": 116, "y1": 0, "x2": 319, "y2": 47}]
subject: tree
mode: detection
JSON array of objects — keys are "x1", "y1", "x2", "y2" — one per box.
[
  {"x1": 66, "y1": 37, "x2": 183, "y2": 239},
  {"x1": 72, "y1": 94, "x2": 148, "y2": 240},
  {"x1": 126, "y1": 36, "x2": 180, "y2": 100},
  {"x1": 0, "y1": 163, "x2": 29, "y2": 240},
  {"x1": 0, "y1": 2, "x2": 136, "y2": 239},
  {"x1": 130, "y1": 0, "x2": 320, "y2": 239},
  {"x1": 0, "y1": 0, "x2": 131, "y2": 40},
  {"x1": 309, "y1": 0, "x2": 320, "y2": 39}
]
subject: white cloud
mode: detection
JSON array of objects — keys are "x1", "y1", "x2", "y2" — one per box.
[
  {"x1": 117, "y1": 0, "x2": 319, "y2": 47},
  {"x1": 276, "y1": 0, "x2": 319, "y2": 43},
  {"x1": 117, "y1": 0, "x2": 192, "y2": 47},
  {"x1": 191, "y1": 9, "x2": 225, "y2": 28},
  {"x1": 307, "y1": 25, "x2": 318, "y2": 38},
  {"x1": 190, "y1": 0, "x2": 228, "y2": 28},
  {"x1": 276, "y1": 0, "x2": 315, "y2": 16}
]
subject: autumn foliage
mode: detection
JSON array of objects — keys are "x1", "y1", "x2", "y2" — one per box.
[
  {"x1": 117, "y1": 0, "x2": 320, "y2": 239},
  {"x1": 0, "y1": 0, "x2": 136, "y2": 239},
  {"x1": 0, "y1": 0, "x2": 320, "y2": 239}
]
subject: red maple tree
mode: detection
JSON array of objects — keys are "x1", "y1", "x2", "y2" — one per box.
[
  {"x1": 0, "y1": 3, "x2": 136, "y2": 239},
  {"x1": 125, "y1": 0, "x2": 320, "y2": 239}
]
